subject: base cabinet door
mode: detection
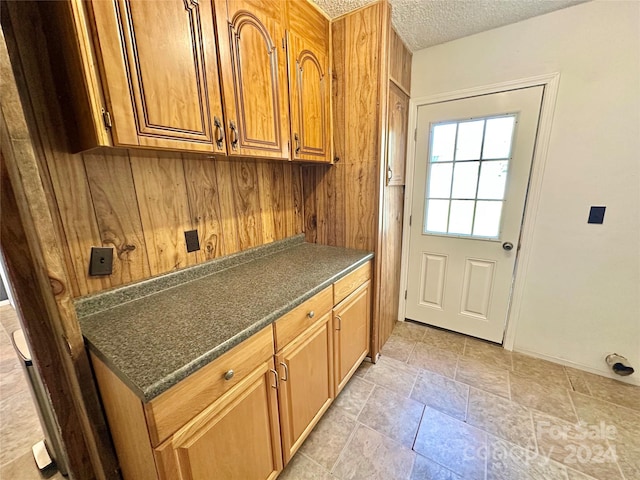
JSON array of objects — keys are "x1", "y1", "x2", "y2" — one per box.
[
  {"x1": 154, "y1": 359, "x2": 282, "y2": 480},
  {"x1": 275, "y1": 312, "x2": 333, "y2": 464},
  {"x1": 333, "y1": 281, "x2": 371, "y2": 394}
]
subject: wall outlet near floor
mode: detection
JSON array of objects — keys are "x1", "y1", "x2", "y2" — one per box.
[{"x1": 89, "y1": 247, "x2": 113, "y2": 276}]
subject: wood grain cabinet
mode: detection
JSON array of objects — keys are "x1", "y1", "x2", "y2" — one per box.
[
  {"x1": 154, "y1": 358, "x2": 283, "y2": 480},
  {"x1": 386, "y1": 81, "x2": 409, "y2": 186},
  {"x1": 333, "y1": 280, "x2": 371, "y2": 394},
  {"x1": 48, "y1": 0, "x2": 331, "y2": 160},
  {"x1": 91, "y1": 326, "x2": 282, "y2": 480},
  {"x1": 214, "y1": 0, "x2": 290, "y2": 159},
  {"x1": 214, "y1": 0, "x2": 331, "y2": 162},
  {"x1": 88, "y1": 0, "x2": 226, "y2": 153},
  {"x1": 275, "y1": 308, "x2": 333, "y2": 464},
  {"x1": 89, "y1": 263, "x2": 371, "y2": 479},
  {"x1": 286, "y1": 1, "x2": 332, "y2": 163}
]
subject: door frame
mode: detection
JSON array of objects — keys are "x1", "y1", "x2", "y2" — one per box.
[{"x1": 398, "y1": 73, "x2": 561, "y2": 350}]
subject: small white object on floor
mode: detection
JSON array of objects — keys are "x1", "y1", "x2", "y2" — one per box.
[{"x1": 32, "y1": 440, "x2": 53, "y2": 470}]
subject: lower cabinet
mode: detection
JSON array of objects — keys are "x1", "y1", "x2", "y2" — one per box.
[
  {"x1": 91, "y1": 260, "x2": 372, "y2": 480},
  {"x1": 275, "y1": 311, "x2": 333, "y2": 464},
  {"x1": 154, "y1": 358, "x2": 283, "y2": 480},
  {"x1": 334, "y1": 281, "x2": 371, "y2": 394}
]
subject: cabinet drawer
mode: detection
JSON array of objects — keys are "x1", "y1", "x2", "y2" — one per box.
[
  {"x1": 144, "y1": 325, "x2": 274, "y2": 446},
  {"x1": 333, "y1": 261, "x2": 372, "y2": 305},
  {"x1": 273, "y1": 286, "x2": 333, "y2": 351}
]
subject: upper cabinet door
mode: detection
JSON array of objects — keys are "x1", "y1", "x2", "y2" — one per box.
[
  {"x1": 215, "y1": 0, "x2": 289, "y2": 160},
  {"x1": 386, "y1": 81, "x2": 409, "y2": 186},
  {"x1": 286, "y1": 1, "x2": 331, "y2": 163},
  {"x1": 90, "y1": 0, "x2": 226, "y2": 153}
]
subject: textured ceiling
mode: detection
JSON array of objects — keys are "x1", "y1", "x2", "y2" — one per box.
[{"x1": 312, "y1": 0, "x2": 587, "y2": 51}]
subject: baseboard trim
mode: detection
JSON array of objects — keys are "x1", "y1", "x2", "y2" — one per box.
[{"x1": 512, "y1": 347, "x2": 640, "y2": 387}]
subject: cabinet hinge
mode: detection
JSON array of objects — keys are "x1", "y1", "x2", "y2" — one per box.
[
  {"x1": 282, "y1": 38, "x2": 285, "y2": 49},
  {"x1": 414, "y1": 128, "x2": 417, "y2": 141},
  {"x1": 102, "y1": 109, "x2": 112, "y2": 129},
  {"x1": 404, "y1": 290, "x2": 407, "y2": 300},
  {"x1": 409, "y1": 215, "x2": 412, "y2": 226}
]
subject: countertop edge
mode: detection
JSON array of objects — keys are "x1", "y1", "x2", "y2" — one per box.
[{"x1": 86, "y1": 252, "x2": 373, "y2": 402}]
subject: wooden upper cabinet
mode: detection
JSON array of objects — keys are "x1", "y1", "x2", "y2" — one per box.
[
  {"x1": 386, "y1": 81, "x2": 409, "y2": 186},
  {"x1": 286, "y1": 1, "x2": 331, "y2": 163},
  {"x1": 90, "y1": 0, "x2": 225, "y2": 153},
  {"x1": 214, "y1": 0, "x2": 290, "y2": 160}
]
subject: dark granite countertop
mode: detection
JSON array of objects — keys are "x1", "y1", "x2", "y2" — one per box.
[{"x1": 77, "y1": 236, "x2": 372, "y2": 402}]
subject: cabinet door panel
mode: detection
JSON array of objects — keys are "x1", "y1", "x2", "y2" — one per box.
[
  {"x1": 155, "y1": 359, "x2": 282, "y2": 480},
  {"x1": 386, "y1": 81, "x2": 409, "y2": 185},
  {"x1": 288, "y1": 34, "x2": 330, "y2": 162},
  {"x1": 276, "y1": 312, "x2": 333, "y2": 464},
  {"x1": 215, "y1": 0, "x2": 289, "y2": 159},
  {"x1": 91, "y1": 0, "x2": 224, "y2": 152},
  {"x1": 334, "y1": 281, "x2": 371, "y2": 393}
]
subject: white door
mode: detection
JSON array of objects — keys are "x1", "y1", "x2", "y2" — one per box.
[{"x1": 406, "y1": 87, "x2": 543, "y2": 343}]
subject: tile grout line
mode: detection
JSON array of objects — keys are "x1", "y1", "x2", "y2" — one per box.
[
  {"x1": 297, "y1": 451, "x2": 332, "y2": 477},
  {"x1": 609, "y1": 433, "x2": 627, "y2": 480},
  {"x1": 571, "y1": 386, "x2": 640, "y2": 418},
  {"x1": 410, "y1": 400, "x2": 427, "y2": 452},
  {"x1": 567, "y1": 385, "x2": 581, "y2": 423},
  {"x1": 328, "y1": 419, "x2": 360, "y2": 475},
  {"x1": 528, "y1": 410, "x2": 540, "y2": 455},
  {"x1": 354, "y1": 381, "x2": 376, "y2": 421}
]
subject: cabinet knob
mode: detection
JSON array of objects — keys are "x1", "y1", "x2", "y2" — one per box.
[
  {"x1": 224, "y1": 369, "x2": 234, "y2": 381},
  {"x1": 307, "y1": 311, "x2": 315, "y2": 319}
]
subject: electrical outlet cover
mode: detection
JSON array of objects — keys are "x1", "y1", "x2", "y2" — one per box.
[
  {"x1": 89, "y1": 247, "x2": 113, "y2": 276},
  {"x1": 185, "y1": 230, "x2": 200, "y2": 253},
  {"x1": 588, "y1": 206, "x2": 606, "y2": 224}
]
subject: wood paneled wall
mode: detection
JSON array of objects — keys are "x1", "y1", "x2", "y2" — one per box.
[
  {"x1": 303, "y1": 2, "x2": 412, "y2": 355},
  {"x1": 7, "y1": 1, "x2": 303, "y2": 298},
  {"x1": 302, "y1": 2, "x2": 386, "y2": 252},
  {"x1": 389, "y1": 27, "x2": 412, "y2": 94}
]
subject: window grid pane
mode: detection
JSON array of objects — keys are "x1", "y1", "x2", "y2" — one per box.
[{"x1": 424, "y1": 114, "x2": 516, "y2": 238}]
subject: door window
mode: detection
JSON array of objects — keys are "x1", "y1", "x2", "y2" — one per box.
[{"x1": 424, "y1": 115, "x2": 516, "y2": 239}]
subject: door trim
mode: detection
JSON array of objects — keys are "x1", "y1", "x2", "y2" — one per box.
[{"x1": 399, "y1": 73, "x2": 561, "y2": 350}]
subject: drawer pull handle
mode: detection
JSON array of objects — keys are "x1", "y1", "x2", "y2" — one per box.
[
  {"x1": 280, "y1": 361, "x2": 289, "y2": 381},
  {"x1": 269, "y1": 368, "x2": 279, "y2": 389},
  {"x1": 224, "y1": 369, "x2": 234, "y2": 381},
  {"x1": 336, "y1": 315, "x2": 342, "y2": 331},
  {"x1": 307, "y1": 311, "x2": 315, "y2": 319}
]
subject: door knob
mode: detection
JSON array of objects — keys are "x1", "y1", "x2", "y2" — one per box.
[{"x1": 502, "y1": 242, "x2": 514, "y2": 251}]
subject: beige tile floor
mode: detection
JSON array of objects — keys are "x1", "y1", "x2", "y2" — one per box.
[
  {"x1": 0, "y1": 305, "x2": 63, "y2": 479},
  {"x1": 281, "y1": 321, "x2": 640, "y2": 480},
  {"x1": 1, "y1": 307, "x2": 638, "y2": 480}
]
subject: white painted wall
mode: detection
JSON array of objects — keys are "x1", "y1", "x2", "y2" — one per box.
[{"x1": 410, "y1": 0, "x2": 640, "y2": 383}]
